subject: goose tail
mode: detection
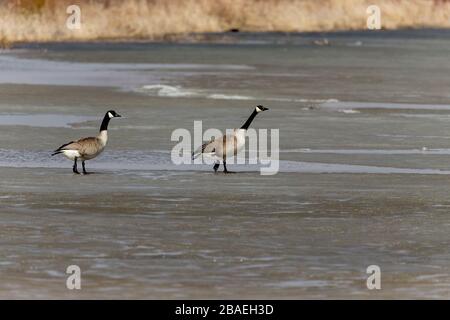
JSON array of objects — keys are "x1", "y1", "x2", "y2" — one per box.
[
  {"x1": 52, "y1": 141, "x2": 74, "y2": 157},
  {"x1": 192, "y1": 149, "x2": 202, "y2": 161},
  {"x1": 192, "y1": 140, "x2": 214, "y2": 160},
  {"x1": 192, "y1": 139, "x2": 218, "y2": 160}
]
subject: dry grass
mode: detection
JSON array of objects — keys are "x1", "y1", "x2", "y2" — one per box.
[{"x1": 1, "y1": 0, "x2": 450, "y2": 45}]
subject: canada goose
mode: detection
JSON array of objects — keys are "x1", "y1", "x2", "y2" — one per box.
[
  {"x1": 52, "y1": 110, "x2": 121, "y2": 174},
  {"x1": 192, "y1": 105, "x2": 269, "y2": 173}
]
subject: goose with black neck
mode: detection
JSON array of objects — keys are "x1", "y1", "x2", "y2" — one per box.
[
  {"x1": 52, "y1": 110, "x2": 121, "y2": 174},
  {"x1": 192, "y1": 105, "x2": 269, "y2": 173}
]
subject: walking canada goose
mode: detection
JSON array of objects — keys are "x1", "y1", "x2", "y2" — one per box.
[
  {"x1": 52, "y1": 110, "x2": 121, "y2": 174},
  {"x1": 192, "y1": 105, "x2": 269, "y2": 173}
]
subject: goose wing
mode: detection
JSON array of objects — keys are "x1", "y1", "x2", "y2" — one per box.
[
  {"x1": 52, "y1": 140, "x2": 77, "y2": 155},
  {"x1": 76, "y1": 137, "x2": 102, "y2": 157},
  {"x1": 52, "y1": 137, "x2": 100, "y2": 156},
  {"x1": 192, "y1": 137, "x2": 218, "y2": 160}
]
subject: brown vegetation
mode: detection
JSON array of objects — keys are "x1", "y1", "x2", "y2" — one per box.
[{"x1": 1, "y1": 0, "x2": 450, "y2": 45}]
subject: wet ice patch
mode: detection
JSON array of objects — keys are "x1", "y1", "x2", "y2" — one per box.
[
  {"x1": 337, "y1": 109, "x2": 360, "y2": 114},
  {"x1": 0, "y1": 55, "x2": 254, "y2": 88},
  {"x1": 320, "y1": 101, "x2": 450, "y2": 111},
  {"x1": 2, "y1": 148, "x2": 450, "y2": 175},
  {"x1": 137, "y1": 84, "x2": 257, "y2": 100},
  {"x1": 280, "y1": 160, "x2": 450, "y2": 174},
  {"x1": 138, "y1": 84, "x2": 197, "y2": 98},
  {"x1": 138, "y1": 83, "x2": 339, "y2": 103},
  {"x1": 0, "y1": 114, "x2": 97, "y2": 128},
  {"x1": 282, "y1": 148, "x2": 450, "y2": 155},
  {"x1": 207, "y1": 94, "x2": 255, "y2": 100}
]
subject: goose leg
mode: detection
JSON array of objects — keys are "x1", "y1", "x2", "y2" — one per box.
[
  {"x1": 223, "y1": 160, "x2": 228, "y2": 173},
  {"x1": 223, "y1": 161, "x2": 235, "y2": 174},
  {"x1": 213, "y1": 161, "x2": 220, "y2": 173},
  {"x1": 82, "y1": 161, "x2": 88, "y2": 175},
  {"x1": 73, "y1": 157, "x2": 80, "y2": 174}
]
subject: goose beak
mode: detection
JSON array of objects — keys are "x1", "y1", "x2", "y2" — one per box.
[{"x1": 116, "y1": 114, "x2": 122, "y2": 117}]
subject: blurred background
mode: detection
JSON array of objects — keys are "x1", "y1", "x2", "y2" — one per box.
[{"x1": 1, "y1": 0, "x2": 450, "y2": 46}]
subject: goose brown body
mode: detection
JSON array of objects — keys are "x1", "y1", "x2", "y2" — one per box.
[
  {"x1": 54, "y1": 132, "x2": 107, "y2": 161},
  {"x1": 52, "y1": 110, "x2": 121, "y2": 174},
  {"x1": 192, "y1": 105, "x2": 268, "y2": 173}
]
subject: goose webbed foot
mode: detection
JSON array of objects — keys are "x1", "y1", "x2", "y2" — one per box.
[
  {"x1": 213, "y1": 162, "x2": 220, "y2": 173},
  {"x1": 223, "y1": 161, "x2": 235, "y2": 174}
]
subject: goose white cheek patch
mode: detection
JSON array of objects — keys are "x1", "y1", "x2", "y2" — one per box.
[{"x1": 108, "y1": 112, "x2": 114, "y2": 118}]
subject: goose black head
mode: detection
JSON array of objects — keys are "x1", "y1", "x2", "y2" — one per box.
[
  {"x1": 255, "y1": 105, "x2": 269, "y2": 113},
  {"x1": 107, "y1": 110, "x2": 122, "y2": 118}
]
